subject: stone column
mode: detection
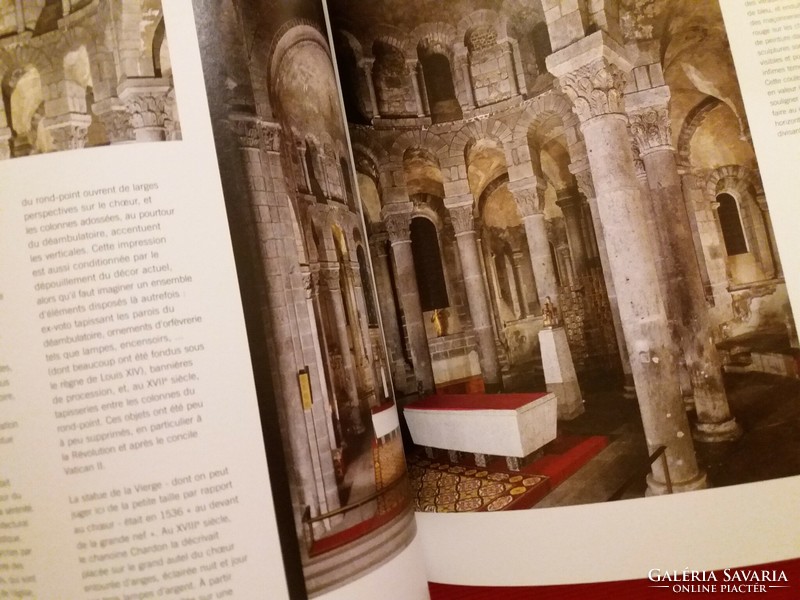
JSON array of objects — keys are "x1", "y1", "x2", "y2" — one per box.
[
  {"x1": 14, "y1": 0, "x2": 24, "y2": 33},
  {"x1": 576, "y1": 170, "x2": 635, "y2": 398},
  {"x1": 458, "y1": 53, "x2": 477, "y2": 109},
  {"x1": 370, "y1": 233, "x2": 411, "y2": 393},
  {"x1": 384, "y1": 209, "x2": 435, "y2": 392},
  {"x1": 407, "y1": 59, "x2": 427, "y2": 117},
  {"x1": 556, "y1": 187, "x2": 589, "y2": 278},
  {"x1": 548, "y1": 33, "x2": 706, "y2": 493},
  {"x1": 512, "y1": 185, "x2": 584, "y2": 419},
  {"x1": 756, "y1": 193, "x2": 782, "y2": 276},
  {"x1": 511, "y1": 251, "x2": 528, "y2": 317},
  {"x1": 360, "y1": 58, "x2": 380, "y2": 118},
  {"x1": 320, "y1": 267, "x2": 365, "y2": 436},
  {"x1": 502, "y1": 43, "x2": 520, "y2": 96},
  {"x1": 448, "y1": 203, "x2": 502, "y2": 390},
  {"x1": 629, "y1": 93, "x2": 740, "y2": 442}
]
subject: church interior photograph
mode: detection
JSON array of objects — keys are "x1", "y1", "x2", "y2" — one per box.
[
  {"x1": 198, "y1": 0, "x2": 800, "y2": 595},
  {"x1": 0, "y1": 0, "x2": 180, "y2": 159}
]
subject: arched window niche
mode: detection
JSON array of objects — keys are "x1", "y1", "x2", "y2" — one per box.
[{"x1": 410, "y1": 216, "x2": 449, "y2": 311}]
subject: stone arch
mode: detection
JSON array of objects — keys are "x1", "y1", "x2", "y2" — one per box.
[
  {"x1": 152, "y1": 17, "x2": 168, "y2": 77},
  {"x1": 367, "y1": 26, "x2": 414, "y2": 59},
  {"x1": 449, "y1": 117, "x2": 513, "y2": 159},
  {"x1": 268, "y1": 21, "x2": 331, "y2": 93},
  {"x1": 511, "y1": 91, "x2": 578, "y2": 143},
  {"x1": 411, "y1": 23, "x2": 458, "y2": 57},
  {"x1": 676, "y1": 96, "x2": 722, "y2": 168},
  {"x1": 389, "y1": 129, "x2": 448, "y2": 164},
  {"x1": 706, "y1": 165, "x2": 774, "y2": 280},
  {"x1": 457, "y1": 9, "x2": 509, "y2": 45}
]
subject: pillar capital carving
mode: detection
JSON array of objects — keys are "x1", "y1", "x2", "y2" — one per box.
[
  {"x1": 227, "y1": 113, "x2": 261, "y2": 149},
  {"x1": 448, "y1": 203, "x2": 475, "y2": 235},
  {"x1": 555, "y1": 186, "x2": 581, "y2": 210},
  {"x1": 556, "y1": 58, "x2": 627, "y2": 122},
  {"x1": 43, "y1": 113, "x2": 92, "y2": 151},
  {"x1": 383, "y1": 210, "x2": 412, "y2": 243},
  {"x1": 259, "y1": 120, "x2": 282, "y2": 152},
  {"x1": 634, "y1": 157, "x2": 647, "y2": 180},
  {"x1": 511, "y1": 186, "x2": 543, "y2": 218},
  {"x1": 118, "y1": 78, "x2": 172, "y2": 138},
  {"x1": 319, "y1": 267, "x2": 341, "y2": 292},
  {"x1": 93, "y1": 97, "x2": 134, "y2": 144},
  {"x1": 629, "y1": 105, "x2": 672, "y2": 153}
]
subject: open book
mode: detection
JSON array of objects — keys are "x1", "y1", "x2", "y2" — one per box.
[{"x1": 2, "y1": 0, "x2": 799, "y2": 598}]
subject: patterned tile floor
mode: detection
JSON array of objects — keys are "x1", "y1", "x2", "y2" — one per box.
[{"x1": 409, "y1": 456, "x2": 549, "y2": 512}]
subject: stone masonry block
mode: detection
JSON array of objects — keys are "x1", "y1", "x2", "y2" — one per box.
[{"x1": 633, "y1": 66, "x2": 650, "y2": 91}]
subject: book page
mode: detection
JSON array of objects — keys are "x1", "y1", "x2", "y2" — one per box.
[
  {"x1": 320, "y1": 0, "x2": 800, "y2": 592},
  {"x1": 0, "y1": 2, "x2": 292, "y2": 598},
  {"x1": 189, "y1": 0, "x2": 429, "y2": 598}
]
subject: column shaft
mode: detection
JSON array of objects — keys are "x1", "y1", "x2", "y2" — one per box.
[
  {"x1": 641, "y1": 146, "x2": 739, "y2": 440},
  {"x1": 581, "y1": 111, "x2": 704, "y2": 492},
  {"x1": 385, "y1": 212, "x2": 435, "y2": 392},
  {"x1": 450, "y1": 205, "x2": 501, "y2": 388}
]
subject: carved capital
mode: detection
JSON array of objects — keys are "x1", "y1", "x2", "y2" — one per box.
[
  {"x1": 44, "y1": 114, "x2": 92, "y2": 151},
  {"x1": 319, "y1": 268, "x2": 341, "y2": 292},
  {"x1": 628, "y1": 105, "x2": 672, "y2": 152},
  {"x1": 556, "y1": 59, "x2": 627, "y2": 122},
  {"x1": 260, "y1": 121, "x2": 281, "y2": 152},
  {"x1": 125, "y1": 92, "x2": 169, "y2": 131},
  {"x1": 511, "y1": 187, "x2": 543, "y2": 218},
  {"x1": 228, "y1": 114, "x2": 261, "y2": 149},
  {"x1": 93, "y1": 98, "x2": 134, "y2": 144},
  {"x1": 384, "y1": 211, "x2": 412, "y2": 243},
  {"x1": 448, "y1": 204, "x2": 475, "y2": 235}
]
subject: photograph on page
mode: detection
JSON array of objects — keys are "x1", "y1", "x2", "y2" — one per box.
[
  {"x1": 322, "y1": 0, "x2": 800, "y2": 516},
  {"x1": 0, "y1": 0, "x2": 181, "y2": 158},
  {"x1": 191, "y1": 0, "x2": 422, "y2": 597}
]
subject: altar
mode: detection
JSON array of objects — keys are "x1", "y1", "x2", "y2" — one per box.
[{"x1": 403, "y1": 392, "x2": 558, "y2": 470}]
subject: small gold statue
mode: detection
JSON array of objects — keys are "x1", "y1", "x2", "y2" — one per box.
[
  {"x1": 542, "y1": 296, "x2": 559, "y2": 328},
  {"x1": 431, "y1": 308, "x2": 448, "y2": 337}
]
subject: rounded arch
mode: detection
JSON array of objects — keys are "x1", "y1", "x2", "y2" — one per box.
[
  {"x1": 268, "y1": 21, "x2": 331, "y2": 91},
  {"x1": 457, "y1": 9, "x2": 509, "y2": 45},
  {"x1": 511, "y1": 90, "x2": 578, "y2": 144},
  {"x1": 410, "y1": 22, "x2": 458, "y2": 58},
  {"x1": 676, "y1": 96, "x2": 721, "y2": 168},
  {"x1": 389, "y1": 128, "x2": 448, "y2": 164},
  {"x1": 449, "y1": 117, "x2": 513, "y2": 159}
]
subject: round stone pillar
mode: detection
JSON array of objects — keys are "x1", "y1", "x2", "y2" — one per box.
[
  {"x1": 370, "y1": 233, "x2": 411, "y2": 392},
  {"x1": 578, "y1": 171, "x2": 635, "y2": 399},
  {"x1": 448, "y1": 204, "x2": 502, "y2": 390},
  {"x1": 512, "y1": 187, "x2": 584, "y2": 419},
  {"x1": 384, "y1": 210, "x2": 435, "y2": 393},
  {"x1": 549, "y1": 40, "x2": 706, "y2": 493},
  {"x1": 631, "y1": 102, "x2": 740, "y2": 442},
  {"x1": 320, "y1": 267, "x2": 365, "y2": 436},
  {"x1": 556, "y1": 187, "x2": 589, "y2": 278}
]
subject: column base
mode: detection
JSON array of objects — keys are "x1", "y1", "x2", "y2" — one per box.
[
  {"x1": 646, "y1": 469, "x2": 708, "y2": 496},
  {"x1": 539, "y1": 327, "x2": 584, "y2": 420},
  {"x1": 548, "y1": 380, "x2": 585, "y2": 420},
  {"x1": 693, "y1": 418, "x2": 742, "y2": 443}
]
